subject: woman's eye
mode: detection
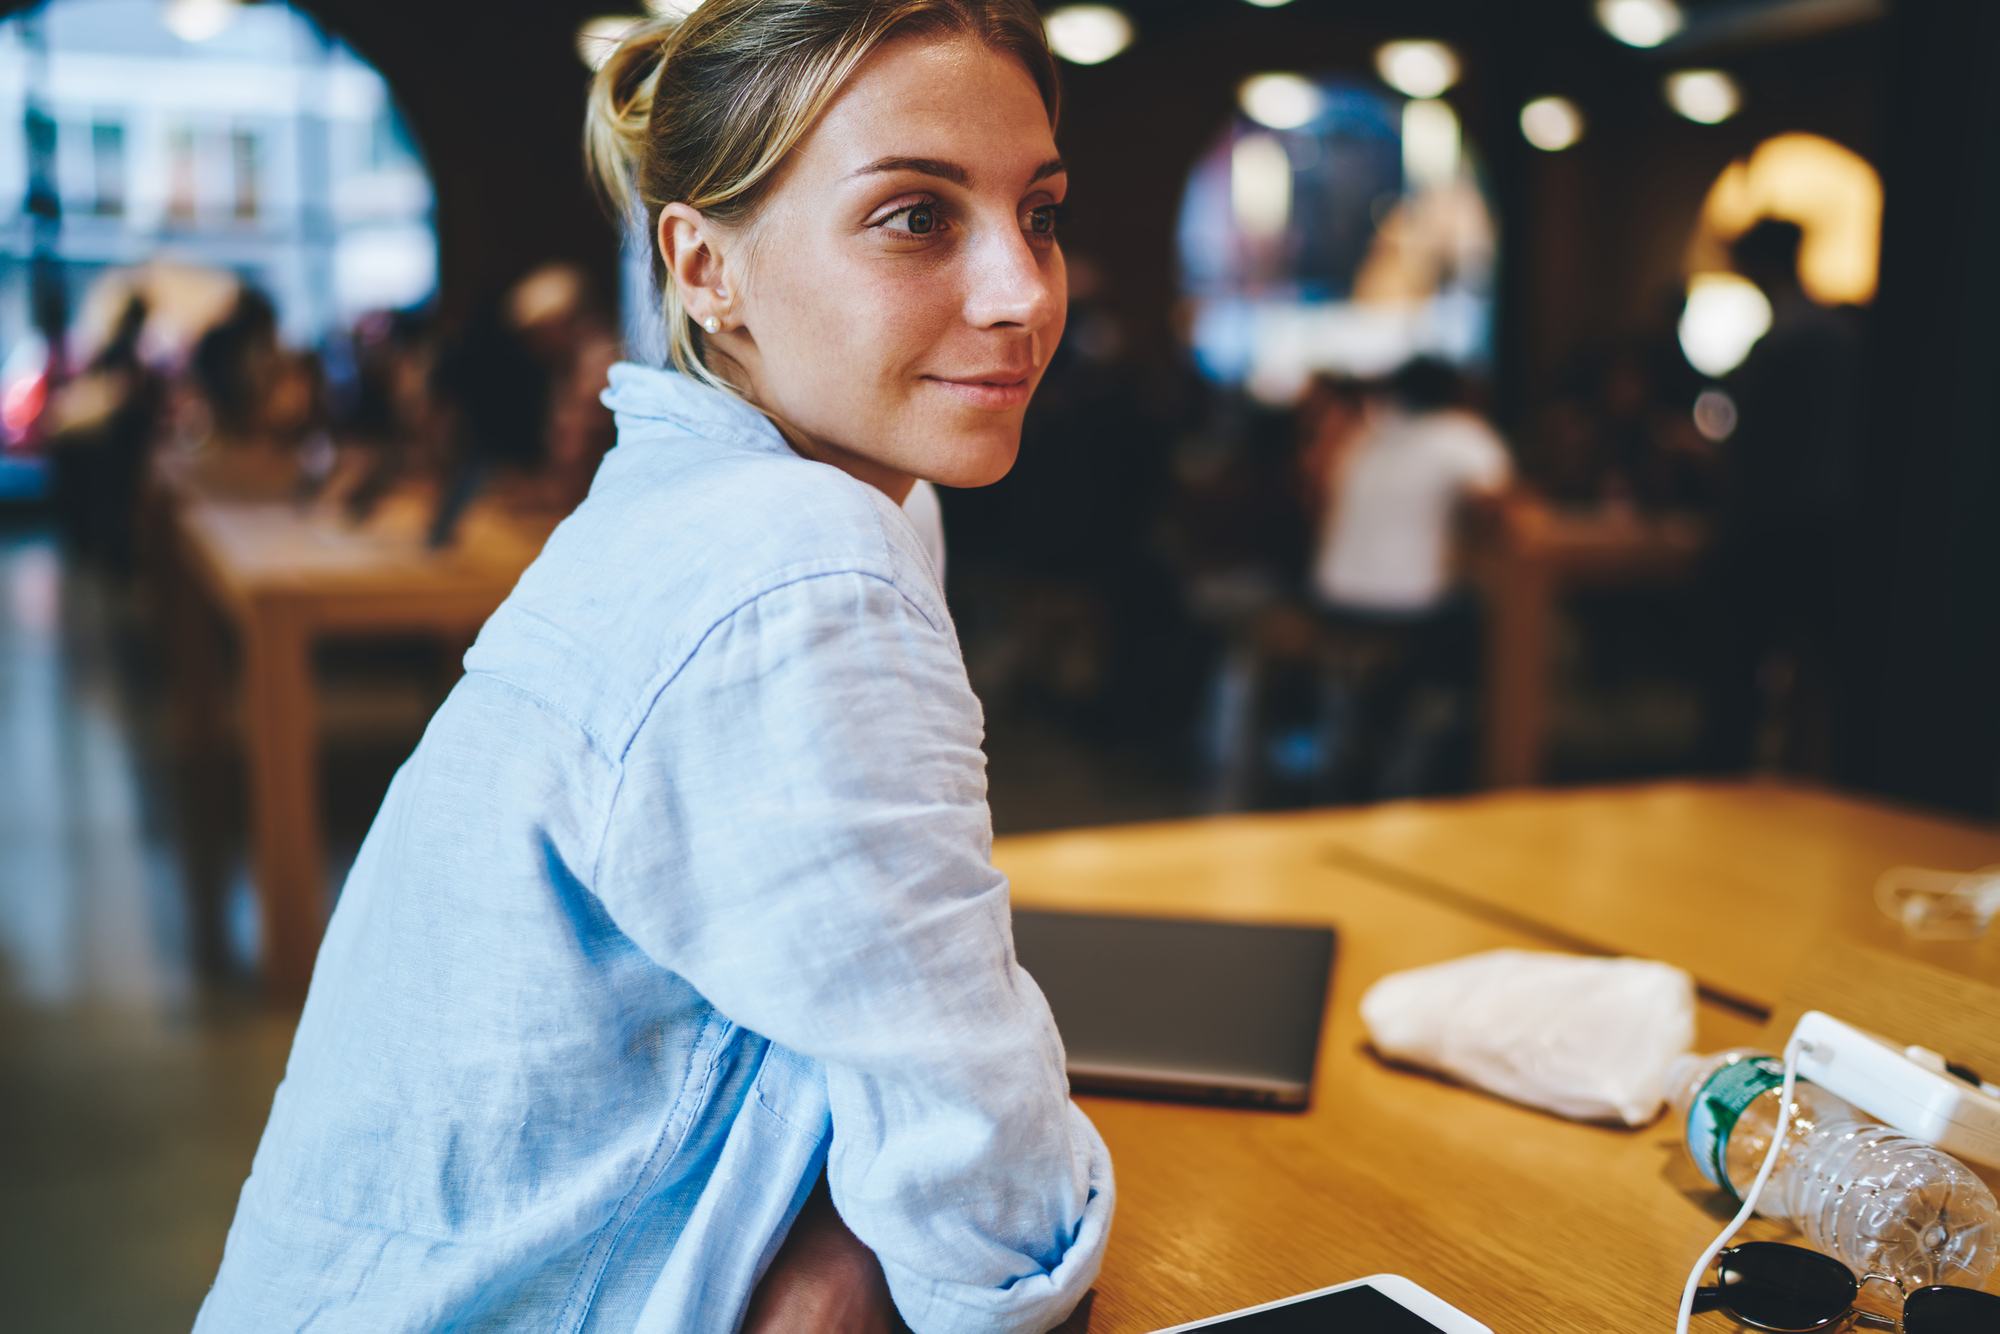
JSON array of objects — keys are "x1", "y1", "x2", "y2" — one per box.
[
  {"x1": 884, "y1": 204, "x2": 940, "y2": 235},
  {"x1": 1025, "y1": 205, "x2": 1062, "y2": 237}
]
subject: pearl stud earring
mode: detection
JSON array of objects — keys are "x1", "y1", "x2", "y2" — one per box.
[{"x1": 703, "y1": 316, "x2": 720, "y2": 334}]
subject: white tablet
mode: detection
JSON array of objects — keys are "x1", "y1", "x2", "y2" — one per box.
[{"x1": 1147, "y1": 1274, "x2": 1492, "y2": 1333}]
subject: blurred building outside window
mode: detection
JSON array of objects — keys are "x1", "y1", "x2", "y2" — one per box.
[
  {"x1": 89, "y1": 119, "x2": 122, "y2": 214},
  {"x1": 0, "y1": 0, "x2": 438, "y2": 379},
  {"x1": 1178, "y1": 73, "x2": 1496, "y2": 406},
  {"x1": 165, "y1": 122, "x2": 196, "y2": 223},
  {"x1": 230, "y1": 125, "x2": 257, "y2": 220}
]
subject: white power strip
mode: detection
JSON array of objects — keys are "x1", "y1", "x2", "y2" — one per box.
[{"x1": 1792, "y1": 1010, "x2": 2000, "y2": 1168}]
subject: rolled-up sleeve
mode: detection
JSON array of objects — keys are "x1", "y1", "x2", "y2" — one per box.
[{"x1": 590, "y1": 568, "x2": 1113, "y2": 1334}]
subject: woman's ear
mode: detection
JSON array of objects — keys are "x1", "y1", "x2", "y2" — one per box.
[{"x1": 658, "y1": 203, "x2": 733, "y2": 331}]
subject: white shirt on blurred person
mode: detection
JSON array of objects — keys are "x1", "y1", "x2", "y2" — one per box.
[{"x1": 1313, "y1": 405, "x2": 1512, "y2": 613}]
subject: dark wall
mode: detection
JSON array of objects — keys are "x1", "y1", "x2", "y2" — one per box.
[
  {"x1": 1056, "y1": 0, "x2": 1884, "y2": 430},
  {"x1": 316, "y1": 0, "x2": 622, "y2": 318},
  {"x1": 1053, "y1": 3, "x2": 1467, "y2": 381},
  {"x1": 1840, "y1": 0, "x2": 2000, "y2": 817},
  {"x1": 1501, "y1": 25, "x2": 1881, "y2": 411}
]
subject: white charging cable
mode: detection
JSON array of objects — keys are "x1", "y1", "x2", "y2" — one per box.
[{"x1": 1675, "y1": 1036, "x2": 1810, "y2": 1334}]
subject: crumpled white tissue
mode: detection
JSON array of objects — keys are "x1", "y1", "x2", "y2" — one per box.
[{"x1": 1360, "y1": 949, "x2": 1696, "y2": 1126}]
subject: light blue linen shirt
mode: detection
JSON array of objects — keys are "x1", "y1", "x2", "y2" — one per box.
[{"x1": 197, "y1": 364, "x2": 1114, "y2": 1333}]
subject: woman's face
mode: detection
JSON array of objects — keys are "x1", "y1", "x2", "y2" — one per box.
[{"x1": 666, "y1": 35, "x2": 1066, "y2": 500}]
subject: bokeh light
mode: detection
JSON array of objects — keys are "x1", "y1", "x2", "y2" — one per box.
[
  {"x1": 1402, "y1": 99, "x2": 1460, "y2": 191},
  {"x1": 1679, "y1": 273, "x2": 1772, "y2": 376},
  {"x1": 1044, "y1": 5, "x2": 1134, "y2": 65},
  {"x1": 1520, "y1": 96, "x2": 1585, "y2": 152},
  {"x1": 161, "y1": 0, "x2": 239, "y2": 42},
  {"x1": 1595, "y1": 0, "x2": 1685, "y2": 48},
  {"x1": 1230, "y1": 133, "x2": 1291, "y2": 239},
  {"x1": 1693, "y1": 388, "x2": 1739, "y2": 441},
  {"x1": 1239, "y1": 73, "x2": 1324, "y2": 130},
  {"x1": 1691, "y1": 133, "x2": 1883, "y2": 305},
  {"x1": 1375, "y1": 41, "x2": 1460, "y2": 99},
  {"x1": 1666, "y1": 70, "x2": 1741, "y2": 124}
]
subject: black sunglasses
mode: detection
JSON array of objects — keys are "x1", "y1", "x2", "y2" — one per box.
[{"x1": 1692, "y1": 1242, "x2": 2000, "y2": 1333}]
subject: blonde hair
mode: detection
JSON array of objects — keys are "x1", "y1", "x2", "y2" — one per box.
[{"x1": 586, "y1": 0, "x2": 1060, "y2": 394}]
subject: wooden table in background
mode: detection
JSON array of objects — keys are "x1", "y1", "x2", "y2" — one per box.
[
  {"x1": 995, "y1": 782, "x2": 2000, "y2": 1332},
  {"x1": 1471, "y1": 501, "x2": 1708, "y2": 788},
  {"x1": 163, "y1": 483, "x2": 557, "y2": 1001}
]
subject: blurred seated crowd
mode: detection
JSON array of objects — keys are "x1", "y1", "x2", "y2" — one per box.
[
  {"x1": 12, "y1": 257, "x2": 621, "y2": 575},
  {"x1": 1, "y1": 217, "x2": 1858, "y2": 815},
  {"x1": 972, "y1": 218, "x2": 1860, "y2": 811}
]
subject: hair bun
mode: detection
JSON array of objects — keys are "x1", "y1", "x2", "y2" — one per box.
[{"x1": 585, "y1": 16, "x2": 679, "y2": 214}]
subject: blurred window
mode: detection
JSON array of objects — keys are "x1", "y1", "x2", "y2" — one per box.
[
  {"x1": 369, "y1": 104, "x2": 420, "y2": 171},
  {"x1": 1177, "y1": 76, "x2": 1496, "y2": 404},
  {"x1": 0, "y1": 0, "x2": 438, "y2": 355}
]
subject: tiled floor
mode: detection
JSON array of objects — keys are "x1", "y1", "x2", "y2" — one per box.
[{"x1": 0, "y1": 516, "x2": 1201, "y2": 1329}]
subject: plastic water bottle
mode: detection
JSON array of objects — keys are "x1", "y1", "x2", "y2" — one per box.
[{"x1": 1667, "y1": 1049, "x2": 1999, "y2": 1291}]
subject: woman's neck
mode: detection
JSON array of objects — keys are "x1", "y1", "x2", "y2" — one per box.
[{"x1": 768, "y1": 412, "x2": 917, "y2": 506}]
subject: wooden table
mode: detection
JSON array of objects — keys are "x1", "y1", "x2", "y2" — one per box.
[
  {"x1": 164, "y1": 484, "x2": 557, "y2": 1000},
  {"x1": 1471, "y1": 500, "x2": 1707, "y2": 787},
  {"x1": 1321, "y1": 780, "x2": 2000, "y2": 1008},
  {"x1": 995, "y1": 783, "x2": 2000, "y2": 1332}
]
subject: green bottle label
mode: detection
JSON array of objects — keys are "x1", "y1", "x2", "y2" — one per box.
[{"x1": 1686, "y1": 1056, "x2": 1786, "y2": 1200}]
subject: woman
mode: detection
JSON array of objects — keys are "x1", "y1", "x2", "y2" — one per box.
[{"x1": 196, "y1": 2, "x2": 1112, "y2": 1330}]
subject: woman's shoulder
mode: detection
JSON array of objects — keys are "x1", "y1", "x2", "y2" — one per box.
[{"x1": 463, "y1": 378, "x2": 946, "y2": 751}]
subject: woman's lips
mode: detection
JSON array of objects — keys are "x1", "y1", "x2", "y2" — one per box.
[{"x1": 922, "y1": 373, "x2": 1034, "y2": 411}]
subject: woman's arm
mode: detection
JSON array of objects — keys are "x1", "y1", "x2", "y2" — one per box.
[
  {"x1": 593, "y1": 570, "x2": 1112, "y2": 1334},
  {"x1": 744, "y1": 1177, "x2": 908, "y2": 1334}
]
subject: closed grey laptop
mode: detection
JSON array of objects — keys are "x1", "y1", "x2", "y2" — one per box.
[{"x1": 1010, "y1": 909, "x2": 1337, "y2": 1110}]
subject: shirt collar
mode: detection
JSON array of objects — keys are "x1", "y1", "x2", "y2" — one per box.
[{"x1": 600, "y1": 362, "x2": 790, "y2": 456}]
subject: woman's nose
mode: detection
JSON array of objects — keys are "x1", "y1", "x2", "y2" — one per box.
[{"x1": 962, "y1": 224, "x2": 1059, "y2": 334}]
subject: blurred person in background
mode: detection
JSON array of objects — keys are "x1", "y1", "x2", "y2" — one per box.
[
  {"x1": 426, "y1": 262, "x2": 622, "y2": 541},
  {"x1": 44, "y1": 293, "x2": 162, "y2": 572},
  {"x1": 1698, "y1": 218, "x2": 1863, "y2": 773},
  {"x1": 1587, "y1": 338, "x2": 1713, "y2": 515},
  {"x1": 335, "y1": 307, "x2": 452, "y2": 521},
  {"x1": 195, "y1": 1, "x2": 1109, "y2": 1331},
  {"x1": 1533, "y1": 334, "x2": 1713, "y2": 514},
  {"x1": 336, "y1": 308, "x2": 436, "y2": 445},
  {"x1": 1296, "y1": 372, "x2": 1369, "y2": 529},
  {"x1": 1309, "y1": 356, "x2": 1512, "y2": 798},
  {"x1": 426, "y1": 282, "x2": 549, "y2": 540},
  {"x1": 507, "y1": 261, "x2": 622, "y2": 510},
  {"x1": 190, "y1": 286, "x2": 281, "y2": 442}
]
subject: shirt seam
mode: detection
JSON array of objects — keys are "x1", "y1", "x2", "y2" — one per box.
[
  {"x1": 554, "y1": 1009, "x2": 736, "y2": 1333},
  {"x1": 579, "y1": 567, "x2": 945, "y2": 891}
]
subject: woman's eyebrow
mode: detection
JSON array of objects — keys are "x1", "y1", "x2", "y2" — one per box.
[
  {"x1": 856, "y1": 156, "x2": 970, "y2": 185},
  {"x1": 853, "y1": 156, "x2": 1067, "y2": 186}
]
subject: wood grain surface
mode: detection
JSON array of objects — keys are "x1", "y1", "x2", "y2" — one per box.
[
  {"x1": 997, "y1": 827, "x2": 1771, "y2": 1333},
  {"x1": 1320, "y1": 781, "x2": 2000, "y2": 1008},
  {"x1": 993, "y1": 784, "x2": 2000, "y2": 1332}
]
